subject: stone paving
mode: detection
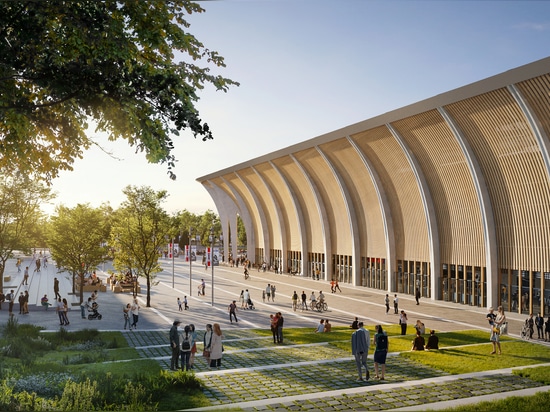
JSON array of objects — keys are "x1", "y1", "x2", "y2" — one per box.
[{"x1": 123, "y1": 329, "x2": 548, "y2": 411}]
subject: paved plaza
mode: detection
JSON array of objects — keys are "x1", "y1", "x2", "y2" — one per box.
[{"x1": 2, "y1": 255, "x2": 550, "y2": 411}]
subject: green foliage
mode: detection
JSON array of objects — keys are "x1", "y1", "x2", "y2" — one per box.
[
  {"x1": 0, "y1": 176, "x2": 52, "y2": 283},
  {"x1": 514, "y1": 365, "x2": 550, "y2": 385},
  {"x1": 57, "y1": 378, "x2": 99, "y2": 412},
  {"x1": 0, "y1": 0, "x2": 238, "y2": 182}
]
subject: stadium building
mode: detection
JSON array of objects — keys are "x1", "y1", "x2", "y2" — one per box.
[{"x1": 197, "y1": 57, "x2": 550, "y2": 315}]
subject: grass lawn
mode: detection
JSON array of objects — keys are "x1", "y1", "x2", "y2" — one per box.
[{"x1": 2, "y1": 321, "x2": 550, "y2": 411}]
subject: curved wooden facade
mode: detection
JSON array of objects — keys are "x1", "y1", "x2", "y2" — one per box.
[{"x1": 197, "y1": 57, "x2": 550, "y2": 315}]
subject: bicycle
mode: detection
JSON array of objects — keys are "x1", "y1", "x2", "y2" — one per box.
[{"x1": 311, "y1": 300, "x2": 328, "y2": 312}]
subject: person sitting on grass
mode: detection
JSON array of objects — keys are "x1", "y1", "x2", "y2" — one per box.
[
  {"x1": 323, "y1": 319, "x2": 332, "y2": 332},
  {"x1": 411, "y1": 330, "x2": 425, "y2": 351},
  {"x1": 425, "y1": 330, "x2": 439, "y2": 350},
  {"x1": 315, "y1": 319, "x2": 325, "y2": 333}
]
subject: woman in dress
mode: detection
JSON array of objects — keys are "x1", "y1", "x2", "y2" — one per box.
[
  {"x1": 490, "y1": 305, "x2": 506, "y2": 354},
  {"x1": 209, "y1": 323, "x2": 224, "y2": 369}
]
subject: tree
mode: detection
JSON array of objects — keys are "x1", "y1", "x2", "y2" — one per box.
[
  {"x1": 0, "y1": 0, "x2": 238, "y2": 181},
  {"x1": 111, "y1": 185, "x2": 171, "y2": 307},
  {"x1": 47, "y1": 204, "x2": 109, "y2": 303},
  {"x1": 0, "y1": 175, "x2": 52, "y2": 290}
]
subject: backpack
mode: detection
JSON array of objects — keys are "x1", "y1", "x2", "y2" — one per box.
[
  {"x1": 181, "y1": 334, "x2": 191, "y2": 350},
  {"x1": 376, "y1": 333, "x2": 388, "y2": 350}
]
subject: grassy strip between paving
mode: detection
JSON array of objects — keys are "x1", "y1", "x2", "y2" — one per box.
[{"x1": 1, "y1": 319, "x2": 550, "y2": 411}]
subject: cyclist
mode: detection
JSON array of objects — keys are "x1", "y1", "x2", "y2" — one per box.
[
  {"x1": 318, "y1": 290, "x2": 325, "y2": 305},
  {"x1": 310, "y1": 291, "x2": 316, "y2": 310}
]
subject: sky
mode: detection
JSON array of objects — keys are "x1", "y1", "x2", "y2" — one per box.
[{"x1": 44, "y1": 0, "x2": 550, "y2": 217}]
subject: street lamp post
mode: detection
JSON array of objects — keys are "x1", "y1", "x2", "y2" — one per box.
[
  {"x1": 210, "y1": 226, "x2": 215, "y2": 307},
  {"x1": 189, "y1": 227, "x2": 193, "y2": 296},
  {"x1": 172, "y1": 236, "x2": 175, "y2": 289}
]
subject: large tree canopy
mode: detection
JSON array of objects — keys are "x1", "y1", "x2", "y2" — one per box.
[{"x1": 0, "y1": 0, "x2": 238, "y2": 181}]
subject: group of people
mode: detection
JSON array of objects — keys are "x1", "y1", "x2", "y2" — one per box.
[
  {"x1": 263, "y1": 283, "x2": 277, "y2": 302},
  {"x1": 525, "y1": 312, "x2": 550, "y2": 341},
  {"x1": 487, "y1": 306, "x2": 506, "y2": 354},
  {"x1": 351, "y1": 322, "x2": 389, "y2": 381},
  {"x1": 122, "y1": 298, "x2": 141, "y2": 330},
  {"x1": 315, "y1": 318, "x2": 332, "y2": 332},
  {"x1": 270, "y1": 312, "x2": 284, "y2": 343},
  {"x1": 411, "y1": 320, "x2": 439, "y2": 351},
  {"x1": 169, "y1": 322, "x2": 225, "y2": 370}
]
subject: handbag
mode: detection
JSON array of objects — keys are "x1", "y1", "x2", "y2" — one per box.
[
  {"x1": 500, "y1": 322, "x2": 508, "y2": 335},
  {"x1": 202, "y1": 350, "x2": 210, "y2": 357},
  {"x1": 492, "y1": 326, "x2": 500, "y2": 334}
]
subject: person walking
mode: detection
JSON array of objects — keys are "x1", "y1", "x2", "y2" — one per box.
[
  {"x1": 393, "y1": 294, "x2": 399, "y2": 314},
  {"x1": 177, "y1": 297, "x2": 183, "y2": 311},
  {"x1": 399, "y1": 310, "x2": 408, "y2": 335},
  {"x1": 527, "y1": 313, "x2": 535, "y2": 339},
  {"x1": 228, "y1": 300, "x2": 238, "y2": 324},
  {"x1": 334, "y1": 280, "x2": 342, "y2": 293},
  {"x1": 209, "y1": 323, "x2": 224, "y2": 369},
  {"x1": 266, "y1": 284, "x2": 271, "y2": 302},
  {"x1": 55, "y1": 297, "x2": 65, "y2": 325},
  {"x1": 62, "y1": 298, "x2": 70, "y2": 325},
  {"x1": 53, "y1": 277, "x2": 61, "y2": 300},
  {"x1": 130, "y1": 298, "x2": 140, "y2": 330},
  {"x1": 270, "y1": 313, "x2": 279, "y2": 343},
  {"x1": 184, "y1": 296, "x2": 189, "y2": 310},
  {"x1": 200, "y1": 279, "x2": 206, "y2": 296},
  {"x1": 351, "y1": 321, "x2": 370, "y2": 381},
  {"x1": 239, "y1": 290, "x2": 245, "y2": 309},
  {"x1": 123, "y1": 303, "x2": 131, "y2": 329},
  {"x1": 169, "y1": 320, "x2": 181, "y2": 370},
  {"x1": 22, "y1": 266, "x2": 29, "y2": 285},
  {"x1": 301, "y1": 290, "x2": 308, "y2": 311},
  {"x1": 415, "y1": 287, "x2": 421, "y2": 305},
  {"x1": 373, "y1": 324, "x2": 388, "y2": 380},
  {"x1": 16, "y1": 258, "x2": 22, "y2": 273},
  {"x1": 490, "y1": 306, "x2": 506, "y2": 354},
  {"x1": 271, "y1": 284, "x2": 276, "y2": 301},
  {"x1": 385, "y1": 294, "x2": 390, "y2": 314},
  {"x1": 545, "y1": 316, "x2": 550, "y2": 342},
  {"x1": 292, "y1": 291, "x2": 298, "y2": 311},
  {"x1": 180, "y1": 324, "x2": 194, "y2": 371}
]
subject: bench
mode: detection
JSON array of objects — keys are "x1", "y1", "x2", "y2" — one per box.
[
  {"x1": 75, "y1": 282, "x2": 106, "y2": 293},
  {"x1": 4, "y1": 276, "x2": 11, "y2": 282},
  {"x1": 113, "y1": 284, "x2": 141, "y2": 293}
]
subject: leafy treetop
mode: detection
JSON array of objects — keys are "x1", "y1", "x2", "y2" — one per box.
[{"x1": 0, "y1": 0, "x2": 238, "y2": 181}]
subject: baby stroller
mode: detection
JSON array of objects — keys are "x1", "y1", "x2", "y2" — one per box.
[
  {"x1": 247, "y1": 298, "x2": 255, "y2": 310},
  {"x1": 520, "y1": 319, "x2": 530, "y2": 339},
  {"x1": 88, "y1": 302, "x2": 102, "y2": 320}
]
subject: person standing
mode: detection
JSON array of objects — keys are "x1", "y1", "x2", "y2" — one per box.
[
  {"x1": 399, "y1": 310, "x2": 408, "y2": 335},
  {"x1": 545, "y1": 316, "x2": 550, "y2": 342},
  {"x1": 266, "y1": 284, "x2": 271, "y2": 302},
  {"x1": 270, "y1": 314, "x2": 279, "y2": 343},
  {"x1": 301, "y1": 291, "x2": 308, "y2": 311},
  {"x1": 276, "y1": 312, "x2": 284, "y2": 343},
  {"x1": 535, "y1": 313, "x2": 544, "y2": 339},
  {"x1": 200, "y1": 279, "x2": 206, "y2": 296},
  {"x1": 18, "y1": 292, "x2": 25, "y2": 314},
  {"x1": 351, "y1": 321, "x2": 370, "y2": 381},
  {"x1": 130, "y1": 298, "x2": 140, "y2": 330},
  {"x1": 490, "y1": 305, "x2": 506, "y2": 354},
  {"x1": 385, "y1": 294, "x2": 390, "y2": 314},
  {"x1": 180, "y1": 324, "x2": 194, "y2": 371},
  {"x1": 393, "y1": 294, "x2": 399, "y2": 314},
  {"x1": 23, "y1": 291, "x2": 29, "y2": 314},
  {"x1": 22, "y1": 266, "x2": 29, "y2": 285},
  {"x1": 189, "y1": 324, "x2": 198, "y2": 369},
  {"x1": 53, "y1": 277, "x2": 61, "y2": 300},
  {"x1": 373, "y1": 324, "x2": 388, "y2": 380},
  {"x1": 292, "y1": 291, "x2": 298, "y2": 311},
  {"x1": 271, "y1": 284, "x2": 277, "y2": 302},
  {"x1": 16, "y1": 258, "x2": 22, "y2": 272},
  {"x1": 228, "y1": 300, "x2": 238, "y2": 324},
  {"x1": 169, "y1": 320, "x2": 181, "y2": 370},
  {"x1": 527, "y1": 313, "x2": 535, "y2": 339},
  {"x1": 415, "y1": 288, "x2": 421, "y2": 305},
  {"x1": 203, "y1": 324, "x2": 213, "y2": 366},
  {"x1": 7, "y1": 290, "x2": 15, "y2": 316},
  {"x1": 209, "y1": 323, "x2": 224, "y2": 369}
]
